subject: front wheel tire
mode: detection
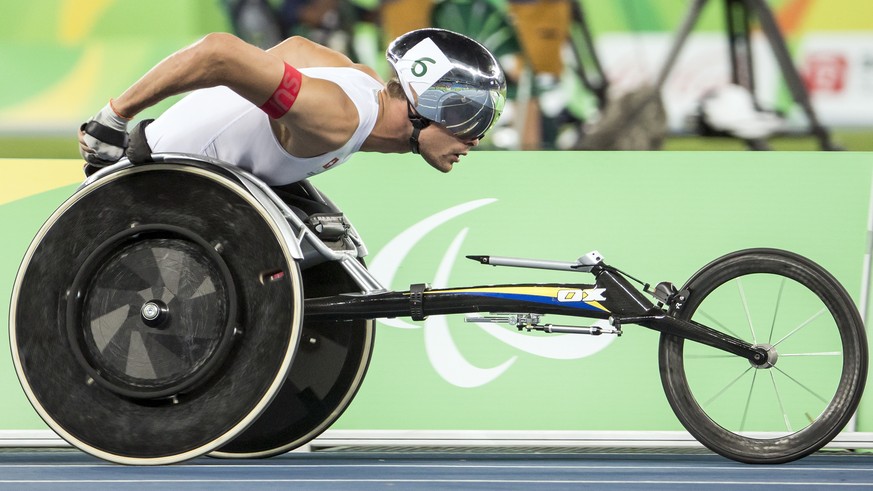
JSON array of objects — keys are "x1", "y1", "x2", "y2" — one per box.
[{"x1": 659, "y1": 248, "x2": 867, "y2": 464}]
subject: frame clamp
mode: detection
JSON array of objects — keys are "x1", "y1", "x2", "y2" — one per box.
[{"x1": 409, "y1": 283, "x2": 430, "y2": 321}]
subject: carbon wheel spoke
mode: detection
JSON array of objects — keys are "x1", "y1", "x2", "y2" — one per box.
[
  {"x1": 739, "y1": 370, "x2": 758, "y2": 432},
  {"x1": 767, "y1": 277, "x2": 786, "y2": 344},
  {"x1": 703, "y1": 365, "x2": 754, "y2": 408},
  {"x1": 774, "y1": 366, "x2": 832, "y2": 405},
  {"x1": 780, "y1": 352, "x2": 841, "y2": 357},
  {"x1": 770, "y1": 370, "x2": 793, "y2": 433},
  {"x1": 772, "y1": 308, "x2": 827, "y2": 348},
  {"x1": 737, "y1": 278, "x2": 758, "y2": 344}
]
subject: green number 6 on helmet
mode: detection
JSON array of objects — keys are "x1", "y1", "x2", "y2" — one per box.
[{"x1": 387, "y1": 28, "x2": 507, "y2": 147}]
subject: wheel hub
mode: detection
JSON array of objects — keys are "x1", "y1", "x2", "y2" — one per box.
[
  {"x1": 750, "y1": 343, "x2": 778, "y2": 369},
  {"x1": 141, "y1": 300, "x2": 169, "y2": 328}
]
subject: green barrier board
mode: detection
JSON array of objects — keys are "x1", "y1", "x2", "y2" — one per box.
[{"x1": 2, "y1": 151, "x2": 871, "y2": 434}]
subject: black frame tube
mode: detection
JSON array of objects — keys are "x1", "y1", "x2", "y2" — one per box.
[
  {"x1": 305, "y1": 283, "x2": 612, "y2": 321},
  {"x1": 304, "y1": 265, "x2": 766, "y2": 364}
]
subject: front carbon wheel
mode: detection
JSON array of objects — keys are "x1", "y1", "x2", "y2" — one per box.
[{"x1": 659, "y1": 249, "x2": 867, "y2": 464}]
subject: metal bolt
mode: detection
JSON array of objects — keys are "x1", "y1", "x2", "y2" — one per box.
[{"x1": 142, "y1": 303, "x2": 159, "y2": 321}]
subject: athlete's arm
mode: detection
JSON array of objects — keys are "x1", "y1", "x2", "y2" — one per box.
[
  {"x1": 81, "y1": 32, "x2": 361, "y2": 162},
  {"x1": 111, "y1": 32, "x2": 305, "y2": 119},
  {"x1": 266, "y1": 35, "x2": 383, "y2": 82}
]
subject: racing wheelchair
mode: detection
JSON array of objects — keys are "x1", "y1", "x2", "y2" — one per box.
[{"x1": 9, "y1": 154, "x2": 868, "y2": 465}]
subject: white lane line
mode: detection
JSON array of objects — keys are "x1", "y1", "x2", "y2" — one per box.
[
  {"x1": 1, "y1": 463, "x2": 871, "y2": 472},
  {"x1": 0, "y1": 479, "x2": 871, "y2": 486}
]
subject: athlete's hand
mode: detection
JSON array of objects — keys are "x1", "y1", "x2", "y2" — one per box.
[{"x1": 78, "y1": 102, "x2": 130, "y2": 167}]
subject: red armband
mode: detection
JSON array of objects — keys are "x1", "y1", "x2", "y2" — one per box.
[{"x1": 259, "y1": 63, "x2": 303, "y2": 119}]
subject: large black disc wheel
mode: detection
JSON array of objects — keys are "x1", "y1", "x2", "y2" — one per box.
[
  {"x1": 10, "y1": 162, "x2": 304, "y2": 464},
  {"x1": 212, "y1": 261, "x2": 375, "y2": 458},
  {"x1": 659, "y1": 248, "x2": 867, "y2": 464}
]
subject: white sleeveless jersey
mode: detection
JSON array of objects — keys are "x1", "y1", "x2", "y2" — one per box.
[{"x1": 145, "y1": 67, "x2": 383, "y2": 185}]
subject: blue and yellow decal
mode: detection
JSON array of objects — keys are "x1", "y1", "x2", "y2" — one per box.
[{"x1": 429, "y1": 286, "x2": 609, "y2": 313}]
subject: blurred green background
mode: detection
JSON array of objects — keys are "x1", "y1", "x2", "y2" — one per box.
[{"x1": 0, "y1": 0, "x2": 871, "y2": 157}]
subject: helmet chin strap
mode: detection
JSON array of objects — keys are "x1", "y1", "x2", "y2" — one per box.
[{"x1": 407, "y1": 101, "x2": 431, "y2": 155}]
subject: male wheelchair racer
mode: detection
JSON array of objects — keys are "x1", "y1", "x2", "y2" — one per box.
[{"x1": 10, "y1": 154, "x2": 867, "y2": 465}]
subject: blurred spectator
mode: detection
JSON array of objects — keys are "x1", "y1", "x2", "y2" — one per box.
[
  {"x1": 225, "y1": 0, "x2": 351, "y2": 49},
  {"x1": 379, "y1": 0, "x2": 436, "y2": 41},
  {"x1": 505, "y1": 0, "x2": 571, "y2": 149}
]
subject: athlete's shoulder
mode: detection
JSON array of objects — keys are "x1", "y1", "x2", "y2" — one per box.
[{"x1": 349, "y1": 63, "x2": 384, "y2": 84}]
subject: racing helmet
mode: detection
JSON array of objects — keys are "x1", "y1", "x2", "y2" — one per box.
[{"x1": 386, "y1": 28, "x2": 506, "y2": 142}]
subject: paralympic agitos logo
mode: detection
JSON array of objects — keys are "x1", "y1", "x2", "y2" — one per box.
[{"x1": 368, "y1": 199, "x2": 616, "y2": 388}]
